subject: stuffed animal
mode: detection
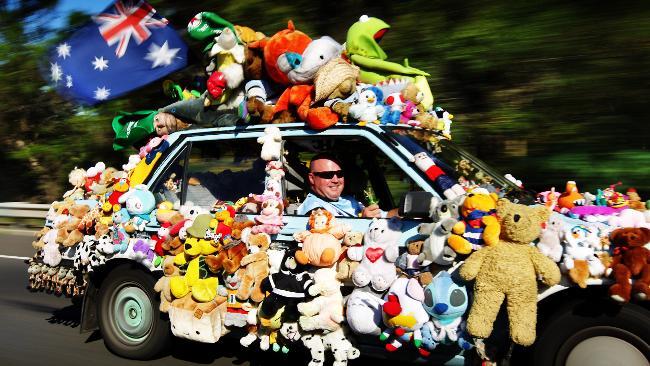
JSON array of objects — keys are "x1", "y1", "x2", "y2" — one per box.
[
  {"x1": 396, "y1": 240, "x2": 427, "y2": 277},
  {"x1": 608, "y1": 208, "x2": 650, "y2": 228},
  {"x1": 460, "y1": 198, "x2": 561, "y2": 346},
  {"x1": 349, "y1": 217, "x2": 402, "y2": 292},
  {"x1": 536, "y1": 213, "x2": 564, "y2": 262},
  {"x1": 119, "y1": 184, "x2": 158, "y2": 230},
  {"x1": 561, "y1": 225, "x2": 606, "y2": 288},
  {"x1": 345, "y1": 15, "x2": 433, "y2": 109},
  {"x1": 298, "y1": 267, "x2": 344, "y2": 332},
  {"x1": 447, "y1": 188, "x2": 500, "y2": 254},
  {"x1": 302, "y1": 327, "x2": 360, "y2": 366},
  {"x1": 348, "y1": 87, "x2": 385, "y2": 126},
  {"x1": 154, "y1": 256, "x2": 181, "y2": 313},
  {"x1": 336, "y1": 231, "x2": 363, "y2": 283},
  {"x1": 313, "y1": 58, "x2": 360, "y2": 120},
  {"x1": 294, "y1": 208, "x2": 350, "y2": 267},
  {"x1": 168, "y1": 294, "x2": 227, "y2": 343},
  {"x1": 381, "y1": 92, "x2": 405, "y2": 125},
  {"x1": 110, "y1": 208, "x2": 131, "y2": 254},
  {"x1": 557, "y1": 180, "x2": 586, "y2": 213},
  {"x1": 418, "y1": 271, "x2": 472, "y2": 356},
  {"x1": 345, "y1": 286, "x2": 386, "y2": 335},
  {"x1": 417, "y1": 197, "x2": 461, "y2": 268},
  {"x1": 206, "y1": 241, "x2": 248, "y2": 274},
  {"x1": 217, "y1": 268, "x2": 257, "y2": 329},
  {"x1": 237, "y1": 228, "x2": 271, "y2": 303},
  {"x1": 42, "y1": 230, "x2": 62, "y2": 267},
  {"x1": 251, "y1": 197, "x2": 284, "y2": 235},
  {"x1": 63, "y1": 167, "x2": 86, "y2": 200},
  {"x1": 607, "y1": 227, "x2": 650, "y2": 302},
  {"x1": 131, "y1": 238, "x2": 157, "y2": 267},
  {"x1": 379, "y1": 277, "x2": 430, "y2": 352},
  {"x1": 412, "y1": 152, "x2": 465, "y2": 200},
  {"x1": 257, "y1": 125, "x2": 282, "y2": 161},
  {"x1": 287, "y1": 36, "x2": 342, "y2": 84}
]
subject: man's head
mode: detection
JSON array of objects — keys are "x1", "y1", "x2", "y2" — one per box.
[{"x1": 308, "y1": 153, "x2": 345, "y2": 201}]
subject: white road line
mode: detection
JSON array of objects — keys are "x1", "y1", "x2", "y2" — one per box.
[{"x1": 0, "y1": 255, "x2": 29, "y2": 260}]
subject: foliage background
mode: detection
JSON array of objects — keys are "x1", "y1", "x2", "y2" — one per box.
[{"x1": 1, "y1": 0, "x2": 648, "y2": 202}]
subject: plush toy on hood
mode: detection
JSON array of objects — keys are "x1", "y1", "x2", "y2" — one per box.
[
  {"x1": 560, "y1": 224, "x2": 605, "y2": 288},
  {"x1": 447, "y1": 188, "x2": 500, "y2": 254},
  {"x1": 536, "y1": 213, "x2": 564, "y2": 263},
  {"x1": 118, "y1": 184, "x2": 158, "y2": 230},
  {"x1": 302, "y1": 327, "x2": 360, "y2": 366},
  {"x1": 418, "y1": 271, "x2": 473, "y2": 356},
  {"x1": 460, "y1": 198, "x2": 561, "y2": 346},
  {"x1": 251, "y1": 197, "x2": 284, "y2": 235},
  {"x1": 298, "y1": 267, "x2": 345, "y2": 333},
  {"x1": 237, "y1": 228, "x2": 271, "y2": 303},
  {"x1": 379, "y1": 277, "x2": 430, "y2": 352},
  {"x1": 349, "y1": 217, "x2": 402, "y2": 292},
  {"x1": 557, "y1": 180, "x2": 586, "y2": 213},
  {"x1": 345, "y1": 15, "x2": 433, "y2": 109},
  {"x1": 412, "y1": 152, "x2": 465, "y2": 200},
  {"x1": 607, "y1": 227, "x2": 650, "y2": 302},
  {"x1": 417, "y1": 196, "x2": 462, "y2": 269},
  {"x1": 294, "y1": 208, "x2": 351, "y2": 267},
  {"x1": 336, "y1": 231, "x2": 364, "y2": 284}
]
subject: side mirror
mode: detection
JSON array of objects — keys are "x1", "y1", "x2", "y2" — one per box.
[{"x1": 399, "y1": 191, "x2": 435, "y2": 219}]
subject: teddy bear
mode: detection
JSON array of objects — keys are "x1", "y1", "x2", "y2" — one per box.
[
  {"x1": 154, "y1": 256, "x2": 181, "y2": 313},
  {"x1": 607, "y1": 227, "x2": 650, "y2": 302},
  {"x1": 379, "y1": 277, "x2": 430, "y2": 352},
  {"x1": 62, "y1": 167, "x2": 86, "y2": 200},
  {"x1": 396, "y1": 240, "x2": 427, "y2": 278},
  {"x1": 205, "y1": 241, "x2": 248, "y2": 275},
  {"x1": 336, "y1": 231, "x2": 363, "y2": 283},
  {"x1": 459, "y1": 198, "x2": 561, "y2": 346},
  {"x1": 257, "y1": 125, "x2": 282, "y2": 161},
  {"x1": 536, "y1": 212, "x2": 564, "y2": 262},
  {"x1": 447, "y1": 188, "x2": 500, "y2": 254},
  {"x1": 294, "y1": 208, "x2": 350, "y2": 267},
  {"x1": 298, "y1": 267, "x2": 345, "y2": 333},
  {"x1": 349, "y1": 217, "x2": 402, "y2": 292},
  {"x1": 237, "y1": 228, "x2": 271, "y2": 303},
  {"x1": 58, "y1": 203, "x2": 91, "y2": 247}
]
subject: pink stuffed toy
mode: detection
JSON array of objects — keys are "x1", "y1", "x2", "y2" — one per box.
[{"x1": 251, "y1": 197, "x2": 284, "y2": 235}]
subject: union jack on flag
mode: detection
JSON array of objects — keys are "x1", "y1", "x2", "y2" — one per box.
[{"x1": 47, "y1": 0, "x2": 188, "y2": 105}]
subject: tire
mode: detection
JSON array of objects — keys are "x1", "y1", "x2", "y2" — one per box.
[
  {"x1": 98, "y1": 265, "x2": 171, "y2": 360},
  {"x1": 532, "y1": 299, "x2": 650, "y2": 366}
]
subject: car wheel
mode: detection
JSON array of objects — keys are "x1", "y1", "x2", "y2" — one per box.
[
  {"x1": 532, "y1": 299, "x2": 650, "y2": 366},
  {"x1": 98, "y1": 265, "x2": 171, "y2": 360}
]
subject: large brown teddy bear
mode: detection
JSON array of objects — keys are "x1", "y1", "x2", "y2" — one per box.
[
  {"x1": 154, "y1": 256, "x2": 181, "y2": 313},
  {"x1": 237, "y1": 229, "x2": 271, "y2": 303},
  {"x1": 460, "y1": 199, "x2": 560, "y2": 346},
  {"x1": 608, "y1": 227, "x2": 650, "y2": 302}
]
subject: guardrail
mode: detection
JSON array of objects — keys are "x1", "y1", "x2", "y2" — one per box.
[{"x1": 0, "y1": 202, "x2": 49, "y2": 228}]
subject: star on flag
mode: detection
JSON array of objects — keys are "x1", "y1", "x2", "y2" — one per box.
[
  {"x1": 144, "y1": 41, "x2": 180, "y2": 68},
  {"x1": 94, "y1": 86, "x2": 111, "y2": 100},
  {"x1": 92, "y1": 56, "x2": 109, "y2": 71},
  {"x1": 50, "y1": 62, "x2": 62, "y2": 83},
  {"x1": 56, "y1": 43, "x2": 71, "y2": 59}
]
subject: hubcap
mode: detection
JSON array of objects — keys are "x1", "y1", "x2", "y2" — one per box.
[
  {"x1": 111, "y1": 284, "x2": 153, "y2": 344},
  {"x1": 566, "y1": 335, "x2": 648, "y2": 366}
]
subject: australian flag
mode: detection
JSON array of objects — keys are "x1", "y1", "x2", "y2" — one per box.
[{"x1": 47, "y1": 0, "x2": 188, "y2": 105}]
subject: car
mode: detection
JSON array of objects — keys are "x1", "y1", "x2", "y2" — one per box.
[{"x1": 28, "y1": 122, "x2": 650, "y2": 366}]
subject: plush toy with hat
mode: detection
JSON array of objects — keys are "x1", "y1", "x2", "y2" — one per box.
[
  {"x1": 607, "y1": 227, "x2": 650, "y2": 302},
  {"x1": 313, "y1": 58, "x2": 360, "y2": 123},
  {"x1": 344, "y1": 15, "x2": 433, "y2": 109},
  {"x1": 460, "y1": 198, "x2": 561, "y2": 346}
]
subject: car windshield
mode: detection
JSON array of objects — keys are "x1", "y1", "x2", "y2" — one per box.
[{"x1": 383, "y1": 126, "x2": 536, "y2": 204}]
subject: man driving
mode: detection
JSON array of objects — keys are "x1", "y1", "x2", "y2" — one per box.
[{"x1": 297, "y1": 153, "x2": 397, "y2": 218}]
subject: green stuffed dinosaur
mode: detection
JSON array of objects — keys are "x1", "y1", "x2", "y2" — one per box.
[{"x1": 345, "y1": 15, "x2": 434, "y2": 109}]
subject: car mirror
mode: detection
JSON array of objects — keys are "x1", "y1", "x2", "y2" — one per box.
[{"x1": 398, "y1": 191, "x2": 435, "y2": 219}]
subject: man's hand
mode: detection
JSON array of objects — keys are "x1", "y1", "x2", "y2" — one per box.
[{"x1": 362, "y1": 204, "x2": 382, "y2": 218}]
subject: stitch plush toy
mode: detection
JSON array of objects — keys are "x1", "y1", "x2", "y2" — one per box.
[
  {"x1": 460, "y1": 198, "x2": 561, "y2": 346},
  {"x1": 418, "y1": 271, "x2": 473, "y2": 356},
  {"x1": 349, "y1": 217, "x2": 402, "y2": 292},
  {"x1": 379, "y1": 277, "x2": 430, "y2": 351},
  {"x1": 447, "y1": 188, "x2": 500, "y2": 254},
  {"x1": 294, "y1": 208, "x2": 350, "y2": 267},
  {"x1": 607, "y1": 227, "x2": 650, "y2": 302},
  {"x1": 298, "y1": 267, "x2": 344, "y2": 332}
]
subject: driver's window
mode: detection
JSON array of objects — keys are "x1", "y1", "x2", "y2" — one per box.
[
  {"x1": 282, "y1": 136, "x2": 418, "y2": 216},
  {"x1": 152, "y1": 147, "x2": 187, "y2": 205}
]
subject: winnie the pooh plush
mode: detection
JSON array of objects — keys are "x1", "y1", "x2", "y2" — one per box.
[
  {"x1": 460, "y1": 198, "x2": 560, "y2": 346},
  {"x1": 448, "y1": 188, "x2": 500, "y2": 254}
]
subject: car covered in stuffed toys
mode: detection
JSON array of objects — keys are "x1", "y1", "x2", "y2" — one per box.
[{"x1": 26, "y1": 9, "x2": 650, "y2": 366}]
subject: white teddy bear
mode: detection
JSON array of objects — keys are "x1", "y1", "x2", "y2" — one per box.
[
  {"x1": 257, "y1": 126, "x2": 283, "y2": 162},
  {"x1": 298, "y1": 267, "x2": 344, "y2": 332}
]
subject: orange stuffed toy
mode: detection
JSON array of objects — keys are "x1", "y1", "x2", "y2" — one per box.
[{"x1": 608, "y1": 227, "x2": 650, "y2": 302}]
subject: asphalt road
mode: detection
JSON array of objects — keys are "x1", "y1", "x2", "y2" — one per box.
[{"x1": 0, "y1": 230, "x2": 452, "y2": 366}]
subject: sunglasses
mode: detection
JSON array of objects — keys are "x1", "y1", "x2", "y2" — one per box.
[{"x1": 312, "y1": 170, "x2": 345, "y2": 179}]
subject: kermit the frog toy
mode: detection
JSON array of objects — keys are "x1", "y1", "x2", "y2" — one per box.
[{"x1": 345, "y1": 15, "x2": 434, "y2": 109}]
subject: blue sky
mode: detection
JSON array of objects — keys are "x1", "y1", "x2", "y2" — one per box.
[{"x1": 51, "y1": 0, "x2": 114, "y2": 29}]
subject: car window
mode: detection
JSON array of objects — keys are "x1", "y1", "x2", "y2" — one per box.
[
  {"x1": 282, "y1": 136, "x2": 418, "y2": 216},
  {"x1": 185, "y1": 138, "x2": 266, "y2": 210}
]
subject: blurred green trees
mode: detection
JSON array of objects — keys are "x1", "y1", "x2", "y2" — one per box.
[{"x1": 0, "y1": 0, "x2": 648, "y2": 202}]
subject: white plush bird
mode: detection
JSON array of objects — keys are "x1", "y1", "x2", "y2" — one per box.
[{"x1": 349, "y1": 88, "x2": 385, "y2": 126}]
